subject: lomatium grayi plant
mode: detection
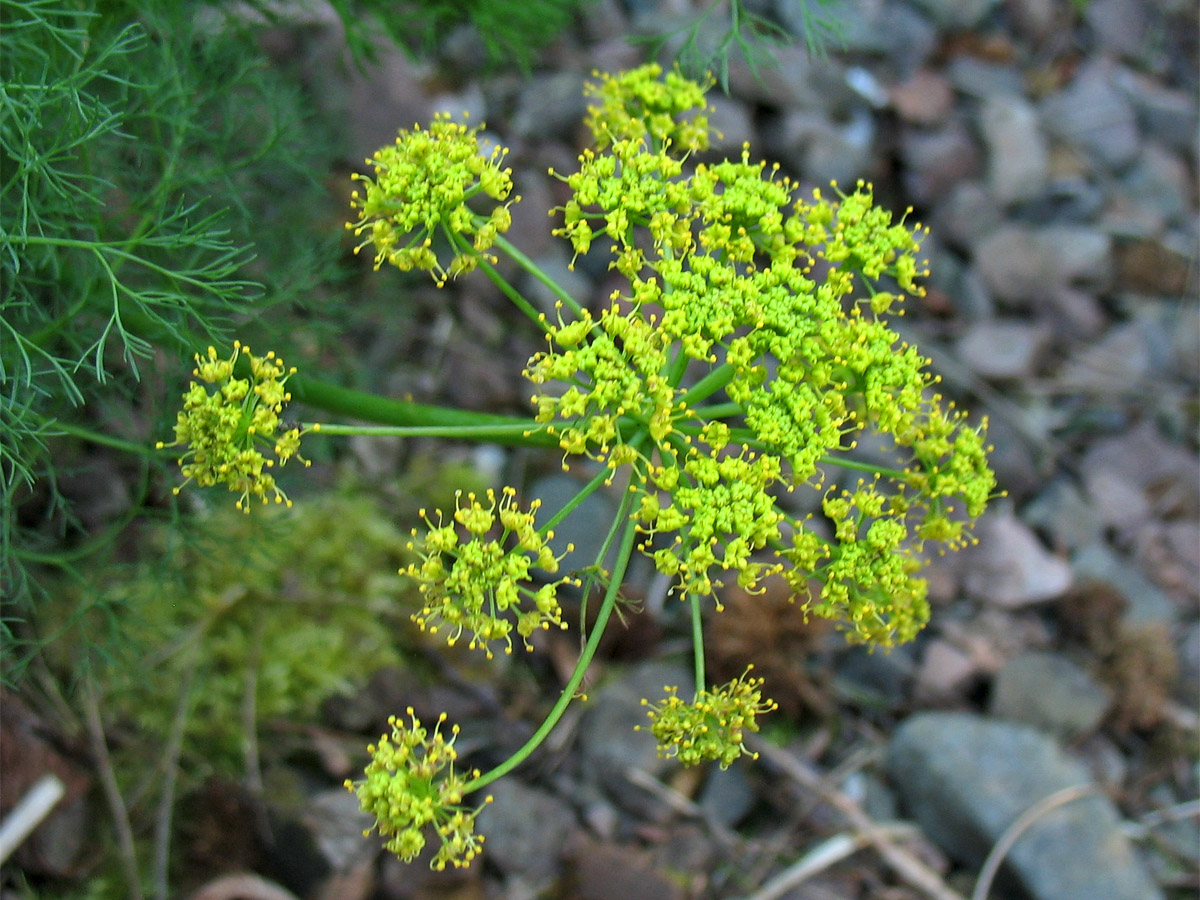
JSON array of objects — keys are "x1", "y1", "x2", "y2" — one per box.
[{"x1": 160, "y1": 64, "x2": 998, "y2": 869}]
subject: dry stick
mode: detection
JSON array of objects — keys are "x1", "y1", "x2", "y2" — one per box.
[
  {"x1": 0, "y1": 775, "x2": 65, "y2": 863},
  {"x1": 153, "y1": 666, "x2": 197, "y2": 900},
  {"x1": 748, "y1": 736, "x2": 966, "y2": 900},
  {"x1": 970, "y1": 784, "x2": 1095, "y2": 900},
  {"x1": 742, "y1": 824, "x2": 923, "y2": 900},
  {"x1": 81, "y1": 677, "x2": 145, "y2": 900}
]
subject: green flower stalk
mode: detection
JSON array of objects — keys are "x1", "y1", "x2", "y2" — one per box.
[
  {"x1": 161, "y1": 63, "x2": 999, "y2": 871},
  {"x1": 157, "y1": 342, "x2": 311, "y2": 512}
]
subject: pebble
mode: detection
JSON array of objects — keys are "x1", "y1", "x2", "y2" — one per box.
[
  {"x1": 1071, "y1": 542, "x2": 1178, "y2": 625},
  {"x1": 807, "y1": 0, "x2": 938, "y2": 73},
  {"x1": 888, "y1": 712, "x2": 1165, "y2": 900},
  {"x1": 913, "y1": 638, "x2": 978, "y2": 704},
  {"x1": 704, "y1": 93, "x2": 756, "y2": 154},
  {"x1": 989, "y1": 651, "x2": 1112, "y2": 737},
  {"x1": 576, "y1": 660, "x2": 693, "y2": 818},
  {"x1": 1083, "y1": 0, "x2": 1149, "y2": 61},
  {"x1": 978, "y1": 94, "x2": 1049, "y2": 204},
  {"x1": 476, "y1": 778, "x2": 579, "y2": 882},
  {"x1": 954, "y1": 319, "x2": 1049, "y2": 379},
  {"x1": 1040, "y1": 59, "x2": 1141, "y2": 170},
  {"x1": 761, "y1": 108, "x2": 875, "y2": 185},
  {"x1": 1108, "y1": 143, "x2": 1195, "y2": 238},
  {"x1": 528, "y1": 471, "x2": 620, "y2": 574},
  {"x1": 931, "y1": 180, "x2": 1003, "y2": 251},
  {"x1": 888, "y1": 69, "x2": 955, "y2": 126},
  {"x1": 973, "y1": 225, "x2": 1111, "y2": 306},
  {"x1": 962, "y1": 508, "x2": 1073, "y2": 607},
  {"x1": 898, "y1": 120, "x2": 982, "y2": 205},
  {"x1": 510, "y1": 71, "x2": 589, "y2": 140},
  {"x1": 1116, "y1": 69, "x2": 1199, "y2": 156},
  {"x1": 907, "y1": 0, "x2": 1000, "y2": 29},
  {"x1": 1021, "y1": 478, "x2": 1106, "y2": 552},
  {"x1": 944, "y1": 55, "x2": 1026, "y2": 98},
  {"x1": 1175, "y1": 620, "x2": 1200, "y2": 706}
]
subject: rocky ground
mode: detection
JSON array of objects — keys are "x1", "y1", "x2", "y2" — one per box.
[
  {"x1": 216, "y1": 1, "x2": 1200, "y2": 899},
  {"x1": 9, "y1": 1, "x2": 1198, "y2": 899}
]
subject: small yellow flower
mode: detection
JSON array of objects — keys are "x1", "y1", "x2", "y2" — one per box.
[
  {"x1": 347, "y1": 709, "x2": 490, "y2": 869},
  {"x1": 157, "y1": 342, "x2": 311, "y2": 512},
  {"x1": 348, "y1": 114, "x2": 517, "y2": 286},
  {"x1": 641, "y1": 668, "x2": 777, "y2": 768},
  {"x1": 406, "y1": 488, "x2": 576, "y2": 657}
]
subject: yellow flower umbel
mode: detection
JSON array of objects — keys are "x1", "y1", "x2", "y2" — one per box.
[
  {"x1": 347, "y1": 709, "x2": 490, "y2": 870},
  {"x1": 157, "y1": 342, "x2": 310, "y2": 512},
  {"x1": 534, "y1": 66, "x2": 998, "y2": 646},
  {"x1": 406, "y1": 488, "x2": 577, "y2": 658},
  {"x1": 348, "y1": 113, "x2": 517, "y2": 286},
  {"x1": 642, "y1": 668, "x2": 777, "y2": 768}
]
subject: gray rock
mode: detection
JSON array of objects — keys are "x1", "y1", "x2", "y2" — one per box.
[
  {"x1": 932, "y1": 181, "x2": 1003, "y2": 252},
  {"x1": 954, "y1": 319, "x2": 1049, "y2": 380},
  {"x1": 476, "y1": 778, "x2": 578, "y2": 881},
  {"x1": 1072, "y1": 542, "x2": 1178, "y2": 625},
  {"x1": 888, "y1": 712, "x2": 1165, "y2": 900},
  {"x1": 1021, "y1": 478, "x2": 1105, "y2": 551},
  {"x1": 974, "y1": 225, "x2": 1111, "y2": 306},
  {"x1": 963, "y1": 508, "x2": 1073, "y2": 607},
  {"x1": 779, "y1": 0, "x2": 937, "y2": 72},
  {"x1": 704, "y1": 93, "x2": 757, "y2": 155},
  {"x1": 1176, "y1": 620, "x2": 1200, "y2": 706},
  {"x1": 726, "y1": 44, "x2": 827, "y2": 111},
  {"x1": 577, "y1": 660, "x2": 693, "y2": 816},
  {"x1": 978, "y1": 94, "x2": 1049, "y2": 205},
  {"x1": 340, "y1": 47, "x2": 434, "y2": 163},
  {"x1": 1116, "y1": 69, "x2": 1199, "y2": 157},
  {"x1": 834, "y1": 643, "x2": 916, "y2": 708},
  {"x1": 907, "y1": 0, "x2": 1000, "y2": 28},
  {"x1": 528, "y1": 470, "x2": 620, "y2": 574},
  {"x1": 761, "y1": 108, "x2": 875, "y2": 186},
  {"x1": 1115, "y1": 144, "x2": 1193, "y2": 231},
  {"x1": 511, "y1": 71, "x2": 588, "y2": 140},
  {"x1": 697, "y1": 762, "x2": 757, "y2": 827},
  {"x1": 899, "y1": 120, "x2": 982, "y2": 205},
  {"x1": 1040, "y1": 59, "x2": 1141, "y2": 170},
  {"x1": 1083, "y1": 0, "x2": 1149, "y2": 60},
  {"x1": 945, "y1": 56, "x2": 1026, "y2": 98},
  {"x1": 989, "y1": 651, "x2": 1112, "y2": 737}
]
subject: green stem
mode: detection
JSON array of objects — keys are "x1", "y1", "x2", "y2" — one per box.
[
  {"x1": 449, "y1": 229, "x2": 548, "y2": 333},
  {"x1": 47, "y1": 418, "x2": 167, "y2": 457},
  {"x1": 288, "y1": 376, "x2": 557, "y2": 448},
  {"x1": 689, "y1": 401, "x2": 742, "y2": 420},
  {"x1": 690, "y1": 592, "x2": 705, "y2": 696},
  {"x1": 492, "y1": 234, "x2": 584, "y2": 318},
  {"x1": 678, "y1": 362, "x2": 735, "y2": 407},
  {"x1": 308, "y1": 422, "x2": 545, "y2": 442},
  {"x1": 817, "y1": 454, "x2": 909, "y2": 481},
  {"x1": 463, "y1": 496, "x2": 639, "y2": 795},
  {"x1": 539, "y1": 464, "x2": 616, "y2": 535}
]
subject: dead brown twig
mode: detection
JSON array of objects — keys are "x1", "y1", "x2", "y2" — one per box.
[{"x1": 747, "y1": 735, "x2": 967, "y2": 900}]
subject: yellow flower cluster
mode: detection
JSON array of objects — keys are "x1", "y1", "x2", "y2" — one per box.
[
  {"x1": 529, "y1": 65, "x2": 998, "y2": 645},
  {"x1": 157, "y1": 342, "x2": 309, "y2": 512},
  {"x1": 406, "y1": 488, "x2": 576, "y2": 658},
  {"x1": 346, "y1": 709, "x2": 489, "y2": 869},
  {"x1": 583, "y1": 62, "x2": 712, "y2": 152},
  {"x1": 641, "y1": 668, "x2": 777, "y2": 768},
  {"x1": 348, "y1": 113, "x2": 516, "y2": 285}
]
